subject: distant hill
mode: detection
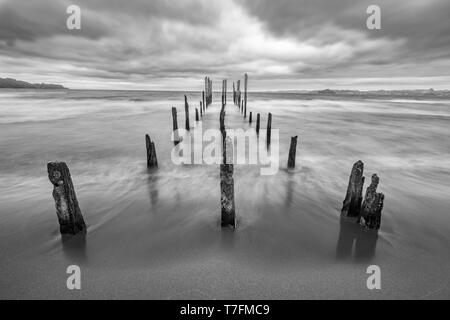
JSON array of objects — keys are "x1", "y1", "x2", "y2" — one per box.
[{"x1": 0, "y1": 78, "x2": 67, "y2": 89}]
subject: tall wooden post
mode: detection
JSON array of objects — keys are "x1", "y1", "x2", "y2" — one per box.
[
  {"x1": 202, "y1": 91, "x2": 206, "y2": 112},
  {"x1": 47, "y1": 162, "x2": 86, "y2": 235},
  {"x1": 249, "y1": 112, "x2": 252, "y2": 124},
  {"x1": 200, "y1": 102, "x2": 203, "y2": 117},
  {"x1": 184, "y1": 95, "x2": 190, "y2": 131},
  {"x1": 287, "y1": 136, "x2": 298, "y2": 168},
  {"x1": 359, "y1": 174, "x2": 384, "y2": 230},
  {"x1": 342, "y1": 161, "x2": 365, "y2": 218},
  {"x1": 256, "y1": 113, "x2": 261, "y2": 135},
  {"x1": 146, "y1": 134, "x2": 158, "y2": 168},
  {"x1": 266, "y1": 113, "x2": 272, "y2": 145},
  {"x1": 195, "y1": 108, "x2": 200, "y2": 121},
  {"x1": 244, "y1": 73, "x2": 248, "y2": 117},
  {"x1": 172, "y1": 107, "x2": 180, "y2": 144}
]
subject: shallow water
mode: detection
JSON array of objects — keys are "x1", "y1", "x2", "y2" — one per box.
[{"x1": 0, "y1": 89, "x2": 449, "y2": 299}]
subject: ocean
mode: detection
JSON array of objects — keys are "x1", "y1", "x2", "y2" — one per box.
[{"x1": 0, "y1": 89, "x2": 449, "y2": 299}]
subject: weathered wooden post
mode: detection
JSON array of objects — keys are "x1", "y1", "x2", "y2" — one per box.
[
  {"x1": 184, "y1": 95, "x2": 190, "y2": 131},
  {"x1": 359, "y1": 174, "x2": 384, "y2": 230},
  {"x1": 249, "y1": 111, "x2": 252, "y2": 124},
  {"x1": 202, "y1": 91, "x2": 206, "y2": 112},
  {"x1": 200, "y1": 102, "x2": 203, "y2": 117},
  {"x1": 256, "y1": 113, "x2": 261, "y2": 135},
  {"x1": 233, "y1": 82, "x2": 236, "y2": 105},
  {"x1": 171, "y1": 107, "x2": 181, "y2": 145},
  {"x1": 287, "y1": 136, "x2": 298, "y2": 168},
  {"x1": 266, "y1": 113, "x2": 272, "y2": 145},
  {"x1": 47, "y1": 162, "x2": 86, "y2": 235},
  {"x1": 341, "y1": 161, "x2": 365, "y2": 218},
  {"x1": 221, "y1": 136, "x2": 235, "y2": 228},
  {"x1": 196, "y1": 108, "x2": 200, "y2": 121},
  {"x1": 244, "y1": 73, "x2": 248, "y2": 118},
  {"x1": 146, "y1": 134, "x2": 158, "y2": 168}
]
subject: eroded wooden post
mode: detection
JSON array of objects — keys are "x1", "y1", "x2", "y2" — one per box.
[
  {"x1": 256, "y1": 113, "x2": 261, "y2": 135},
  {"x1": 146, "y1": 134, "x2": 158, "y2": 168},
  {"x1": 244, "y1": 73, "x2": 248, "y2": 118},
  {"x1": 200, "y1": 102, "x2": 203, "y2": 117},
  {"x1": 202, "y1": 91, "x2": 206, "y2": 113},
  {"x1": 266, "y1": 113, "x2": 272, "y2": 146},
  {"x1": 184, "y1": 95, "x2": 190, "y2": 131},
  {"x1": 249, "y1": 111, "x2": 252, "y2": 124},
  {"x1": 359, "y1": 174, "x2": 384, "y2": 230},
  {"x1": 287, "y1": 136, "x2": 298, "y2": 168},
  {"x1": 172, "y1": 107, "x2": 180, "y2": 145},
  {"x1": 341, "y1": 160, "x2": 365, "y2": 218},
  {"x1": 195, "y1": 108, "x2": 199, "y2": 121},
  {"x1": 221, "y1": 137, "x2": 235, "y2": 228},
  {"x1": 47, "y1": 162, "x2": 86, "y2": 235}
]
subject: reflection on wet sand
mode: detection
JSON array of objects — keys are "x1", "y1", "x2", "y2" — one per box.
[
  {"x1": 61, "y1": 233, "x2": 87, "y2": 264},
  {"x1": 336, "y1": 217, "x2": 378, "y2": 262},
  {"x1": 147, "y1": 169, "x2": 159, "y2": 208}
]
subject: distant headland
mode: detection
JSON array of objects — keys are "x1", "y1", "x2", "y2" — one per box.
[{"x1": 0, "y1": 78, "x2": 67, "y2": 89}]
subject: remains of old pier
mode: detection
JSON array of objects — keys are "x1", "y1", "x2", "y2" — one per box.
[
  {"x1": 287, "y1": 136, "x2": 298, "y2": 169},
  {"x1": 47, "y1": 162, "x2": 86, "y2": 235},
  {"x1": 146, "y1": 134, "x2": 158, "y2": 168}
]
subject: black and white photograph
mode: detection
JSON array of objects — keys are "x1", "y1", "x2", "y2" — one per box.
[{"x1": 0, "y1": 0, "x2": 449, "y2": 303}]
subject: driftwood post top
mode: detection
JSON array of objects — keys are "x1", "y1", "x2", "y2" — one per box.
[
  {"x1": 287, "y1": 136, "x2": 298, "y2": 169},
  {"x1": 360, "y1": 174, "x2": 384, "y2": 230},
  {"x1": 341, "y1": 160, "x2": 365, "y2": 219},
  {"x1": 47, "y1": 161, "x2": 86, "y2": 235},
  {"x1": 146, "y1": 134, "x2": 158, "y2": 168}
]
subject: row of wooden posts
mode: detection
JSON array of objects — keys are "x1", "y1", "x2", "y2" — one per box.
[{"x1": 47, "y1": 74, "x2": 384, "y2": 237}]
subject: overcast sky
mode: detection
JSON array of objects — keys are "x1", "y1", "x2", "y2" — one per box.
[{"x1": 0, "y1": 0, "x2": 449, "y2": 90}]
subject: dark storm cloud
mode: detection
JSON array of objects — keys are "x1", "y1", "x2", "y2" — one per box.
[
  {"x1": 0, "y1": 0, "x2": 449, "y2": 89},
  {"x1": 239, "y1": 0, "x2": 450, "y2": 60},
  {"x1": 0, "y1": 0, "x2": 109, "y2": 45}
]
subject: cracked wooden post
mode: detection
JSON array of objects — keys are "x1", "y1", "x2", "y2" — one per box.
[
  {"x1": 47, "y1": 162, "x2": 86, "y2": 235},
  {"x1": 256, "y1": 113, "x2": 261, "y2": 135},
  {"x1": 266, "y1": 113, "x2": 272, "y2": 146},
  {"x1": 221, "y1": 136, "x2": 235, "y2": 228},
  {"x1": 244, "y1": 73, "x2": 248, "y2": 118},
  {"x1": 287, "y1": 136, "x2": 298, "y2": 169},
  {"x1": 146, "y1": 134, "x2": 158, "y2": 168},
  {"x1": 184, "y1": 95, "x2": 190, "y2": 131},
  {"x1": 359, "y1": 174, "x2": 384, "y2": 230},
  {"x1": 195, "y1": 108, "x2": 200, "y2": 121},
  {"x1": 341, "y1": 160, "x2": 365, "y2": 218},
  {"x1": 202, "y1": 91, "x2": 205, "y2": 113},
  {"x1": 249, "y1": 111, "x2": 252, "y2": 124},
  {"x1": 171, "y1": 107, "x2": 180, "y2": 145}
]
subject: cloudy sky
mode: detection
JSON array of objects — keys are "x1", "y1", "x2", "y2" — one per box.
[{"x1": 1, "y1": 0, "x2": 449, "y2": 90}]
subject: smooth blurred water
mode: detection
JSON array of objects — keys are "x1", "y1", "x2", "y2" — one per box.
[{"x1": 0, "y1": 89, "x2": 449, "y2": 299}]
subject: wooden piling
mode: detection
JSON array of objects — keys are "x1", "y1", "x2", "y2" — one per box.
[
  {"x1": 341, "y1": 161, "x2": 365, "y2": 218},
  {"x1": 146, "y1": 134, "x2": 158, "y2": 168},
  {"x1": 202, "y1": 91, "x2": 206, "y2": 112},
  {"x1": 266, "y1": 113, "x2": 272, "y2": 145},
  {"x1": 196, "y1": 108, "x2": 200, "y2": 121},
  {"x1": 221, "y1": 135, "x2": 235, "y2": 228},
  {"x1": 244, "y1": 73, "x2": 248, "y2": 117},
  {"x1": 287, "y1": 136, "x2": 298, "y2": 168},
  {"x1": 249, "y1": 112, "x2": 252, "y2": 124},
  {"x1": 359, "y1": 174, "x2": 384, "y2": 230},
  {"x1": 47, "y1": 162, "x2": 86, "y2": 235},
  {"x1": 184, "y1": 95, "x2": 190, "y2": 131},
  {"x1": 171, "y1": 107, "x2": 181, "y2": 144},
  {"x1": 200, "y1": 102, "x2": 203, "y2": 117},
  {"x1": 256, "y1": 113, "x2": 260, "y2": 135}
]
